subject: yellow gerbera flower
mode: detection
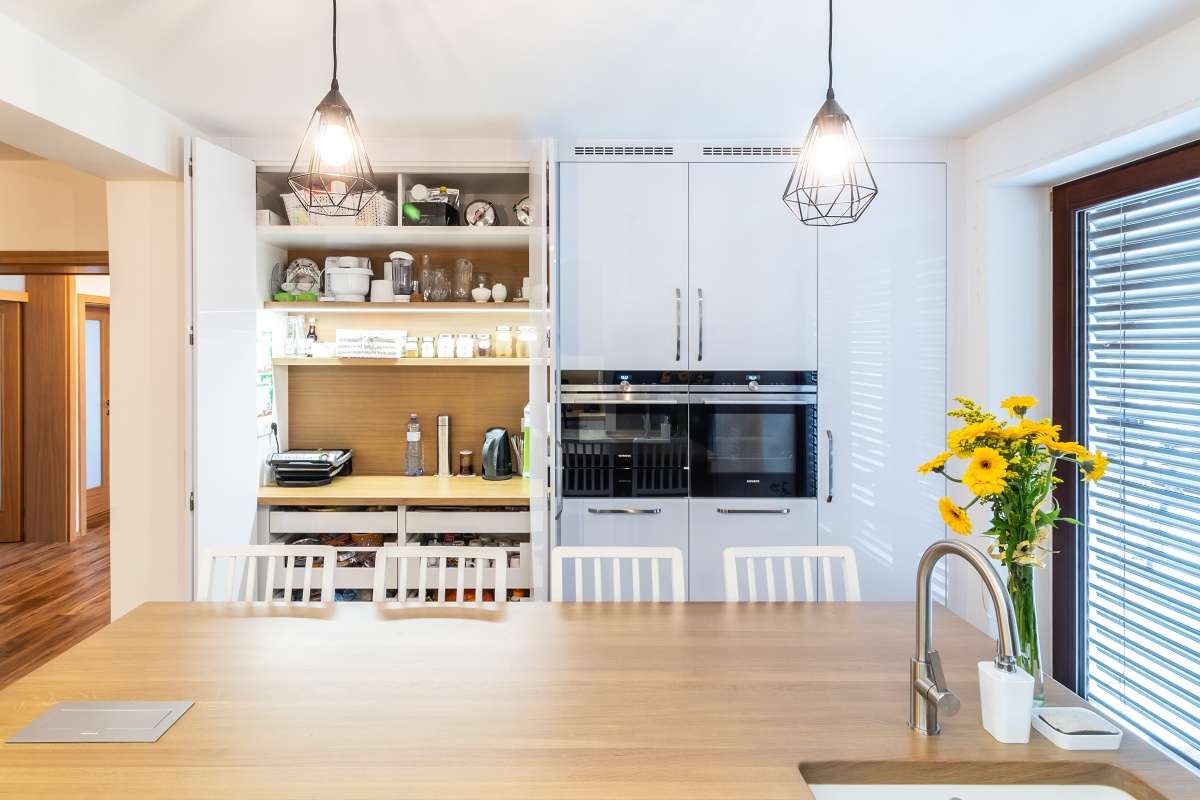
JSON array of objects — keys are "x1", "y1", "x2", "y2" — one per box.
[
  {"x1": 947, "y1": 420, "x2": 1001, "y2": 453},
  {"x1": 1038, "y1": 437, "x2": 1089, "y2": 457},
  {"x1": 962, "y1": 470, "x2": 1008, "y2": 497},
  {"x1": 996, "y1": 425, "x2": 1030, "y2": 440},
  {"x1": 999, "y1": 395, "x2": 1038, "y2": 418},
  {"x1": 938, "y1": 497, "x2": 972, "y2": 536},
  {"x1": 961, "y1": 447, "x2": 1009, "y2": 496},
  {"x1": 917, "y1": 452, "x2": 954, "y2": 475},
  {"x1": 1079, "y1": 450, "x2": 1108, "y2": 482},
  {"x1": 1018, "y1": 419, "x2": 1061, "y2": 440}
]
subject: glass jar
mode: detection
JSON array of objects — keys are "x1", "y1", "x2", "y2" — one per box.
[
  {"x1": 458, "y1": 450, "x2": 474, "y2": 476},
  {"x1": 404, "y1": 336, "x2": 418, "y2": 359},
  {"x1": 455, "y1": 333, "x2": 475, "y2": 358},
  {"x1": 420, "y1": 336, "x2": 435, "y2": 359},
  {"x1": 436, "y1": 333, "x2": 456, "y2": 358},
  {"x1": 494, "y1": 325, "x2": 514, "y2": 358},
  {"x1": 516, "y1": 326, "x2": 537, "y2": 359},
  {"x1": 452, "y1": 258, "x2": 474, "y2": 302},
  {"x1": 429, "y1": 268, "x2": 450, "y2": 302},
  {"x1": 419, "y1": 255, "x2": 435, "y2": 301},
  {"x1": 474, "y1": 333, "x2": 491, "y2": 359}
]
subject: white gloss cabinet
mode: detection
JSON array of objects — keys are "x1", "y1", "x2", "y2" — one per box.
[
  {"x1": 687, "y1": 162, "x2": 818, "y2": 370},
  {"x1": 687, "y1": 498, "x2": 817, "y2": 601},
  {"x1": 558, "y1": 498, "x2": 690, "y2": 600},
  {"x1": 558, "y1": 161, "x2": 689, "y2": 370},
  {"x1": 815, "y1": 162, "x2": 947, "y2": 601}
]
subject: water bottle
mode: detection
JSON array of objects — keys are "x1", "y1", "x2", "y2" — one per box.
[{"x1": 405, "y1": 414, "x2": 423, "y2": 476}]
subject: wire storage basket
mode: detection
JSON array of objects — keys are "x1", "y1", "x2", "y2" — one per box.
[{"x1": 281, "y1": 192, "x2": 397, "y2": 227}]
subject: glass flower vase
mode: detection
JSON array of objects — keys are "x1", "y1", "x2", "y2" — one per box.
[{"x1": 1007, "y1": 562, "x2": 1045, "y2": 706}]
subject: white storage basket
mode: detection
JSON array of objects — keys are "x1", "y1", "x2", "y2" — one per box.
[{"x1": 281, "y1": 192, "x2": 398, "y2": 227}]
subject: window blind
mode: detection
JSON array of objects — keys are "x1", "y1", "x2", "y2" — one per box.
[{"x1": 1083, "y1": 177, "x2": 1200, "y2": 767}]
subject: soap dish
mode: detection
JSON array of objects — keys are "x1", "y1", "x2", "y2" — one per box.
[{"x1": 1032, "y1": 707, "x2": 1123, "y2": 750}]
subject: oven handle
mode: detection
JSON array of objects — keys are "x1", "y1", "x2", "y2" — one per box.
[
  {"x1": 696, "y1": 287, "x2": 704, "y2": 362},
  {"x1": 826, "y1": 429, "x2": 834, "y2": 503},
  {"x1": 717, "y1": 508, "x2": 790, "y2": 515},
  {"x1": 675, "y1": 288, "x2": 682, "y2": 362},
  {"x1": 588, "y1": 508, "x2": 662, "y2": 515},
  {"x1": 563, "y1": 397, "x2": 685, "y2": 405}
]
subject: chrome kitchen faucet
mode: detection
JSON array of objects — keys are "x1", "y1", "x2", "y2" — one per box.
[{"x1": 910, "y1": 539, "x2": 1021, "y2": 735}]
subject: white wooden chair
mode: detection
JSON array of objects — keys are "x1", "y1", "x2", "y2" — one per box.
[
  {"x1": 197, "y1": 545, "x2": 337, "y2": 602},
  {"x1": 723, "y1": 546, "x2": 862, "y2": 602},
  {"x1": 373, "y1": 546, "x2": 509, "y2": 603},
  {"x1": 551, "y1": 546, "x2": 686, "y2": 602}
]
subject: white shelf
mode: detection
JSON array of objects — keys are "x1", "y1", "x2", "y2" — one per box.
[
  {"x1": 262, "y1": 301, "x2": 533, "y2": 313},
  {"x1": 257, "y1": 225, "x2": 530, "y2": 251},
  {"x1": 273, "y1": 358, "x2": 531, "y2": 367}
]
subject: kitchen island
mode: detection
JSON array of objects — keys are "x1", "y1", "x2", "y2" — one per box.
[{"x1": 0, "y1": 603, "x2": 1193, "y2": 799}]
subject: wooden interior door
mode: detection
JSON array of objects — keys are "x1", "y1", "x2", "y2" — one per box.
[
  {"x1": 0, "y1": 300, "x2": 22, "y2": 542},
  {"x1": 81, "y1": 301, "x2": 110, "y2": 521}
]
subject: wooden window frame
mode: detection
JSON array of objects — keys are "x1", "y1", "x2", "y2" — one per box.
[{"x1": 1051, "y1": 138, "x2": 1200, "y2": 693}]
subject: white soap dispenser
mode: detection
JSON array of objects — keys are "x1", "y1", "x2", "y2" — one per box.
[{"x1": 978, "y1": 658, "x2": 1035, "y2": 743}]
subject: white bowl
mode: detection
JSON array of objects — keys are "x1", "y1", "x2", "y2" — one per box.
[
  {"x1": 471, "y1": 287, "x2": 492, "y2": 302},
  {"x1": 327, "y1": 267, "x2": 373, "y2": 299}
]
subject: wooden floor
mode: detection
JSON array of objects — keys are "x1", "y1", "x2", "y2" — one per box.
[{"x1": 0, "y1": 520, "x2": 110, "y2": 691}]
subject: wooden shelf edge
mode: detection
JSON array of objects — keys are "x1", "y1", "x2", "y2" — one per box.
[
  {"x1": 273, "y1": 357, "x2": 532, "y2": 367},
  {"x1": 0, "y1": 290, "x2": 29, "y2": 303}
]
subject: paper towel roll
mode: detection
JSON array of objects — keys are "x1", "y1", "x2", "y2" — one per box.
[{"x1": 370, "y1": 280, "x2": 394, "y2": 302}]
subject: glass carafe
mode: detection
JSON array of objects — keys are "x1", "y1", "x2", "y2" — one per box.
[
  {"x1": 451, "y1": 258, "x2": 474, "y2": 301},
  {"x1": 429, "y1": 268, "x2": 450, "y2": 301}
]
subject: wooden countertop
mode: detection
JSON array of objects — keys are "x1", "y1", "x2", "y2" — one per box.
[
  {"x1": 257, "y1": 474, "x2": 532, "y2": 506},
  {"x1": 0, "y1": 603, "x2": 1194, "y2": 799}
]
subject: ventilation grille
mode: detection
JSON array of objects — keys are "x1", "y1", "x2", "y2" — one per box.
[
  {"x1": 702, "y1": 146, "x2": 802, "y2": 156},
  {"x1": 573, "y1": 146, "x2": 674, "y2": 156}
]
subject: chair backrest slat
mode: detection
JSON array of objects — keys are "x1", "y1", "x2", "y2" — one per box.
[
  {"x1": 197, "y1": 546, "x2": 337, "y2": 604},
  {"x1": 722, "y1": 546, "x2": 862, "y2": 603},
  {"x1": 551, "y1": 547, "x2": 685, "y2": 602},
  {"x1": 371, "y1": 547, "x2": 510, "y2": 603}
]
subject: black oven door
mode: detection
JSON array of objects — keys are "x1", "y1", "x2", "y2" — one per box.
[
  {"x1": 688, "y1": 395, "x2": 816, "y2": 498},
  {"x1": 560, "y1": 393, "x2": 689, "y2": 498}
]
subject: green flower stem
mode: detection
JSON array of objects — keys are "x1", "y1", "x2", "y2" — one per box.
[{"x1": 1007, "y1": 562, "x2": 1045, "y2": 704}]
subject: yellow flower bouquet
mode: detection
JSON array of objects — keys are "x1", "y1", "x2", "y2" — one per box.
[{"x1": 918, "y1": 395, "x2": 1107, "y2": 703}]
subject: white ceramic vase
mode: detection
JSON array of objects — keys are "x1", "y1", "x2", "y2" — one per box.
[{"x1": 491, "y1": 283, "x2": 508, "y2": 302}]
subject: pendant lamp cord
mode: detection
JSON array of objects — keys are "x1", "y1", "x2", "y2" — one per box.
[
  {"x1": 331, "y1": 0, "x2": 339, "y2": 90},
  {"x1": 826, "y1": 0, "x2": 834, "y2": 97}
]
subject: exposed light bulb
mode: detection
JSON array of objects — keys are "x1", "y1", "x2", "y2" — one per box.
[
  {"x1": 812, "y1": 132, "x2": 849, "y2": 180},
  {"x1": 319, "y1": 123, "x2": 353, "y2": 167}
]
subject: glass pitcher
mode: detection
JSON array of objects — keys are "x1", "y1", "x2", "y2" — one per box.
[{"x1": 452, "y1": 258, "x2": 474, "y2": 301}]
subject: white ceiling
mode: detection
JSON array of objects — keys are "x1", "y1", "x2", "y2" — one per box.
[{"x1": 2, "y1": 0, "x2": 1198, "y2": 142}]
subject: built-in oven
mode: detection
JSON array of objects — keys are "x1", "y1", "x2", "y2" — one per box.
[
  {"x1": 688, "y1": 371, "x2": 817, "y2": 499},
  {"x1": 560, "y1": 371, "x2": 690, "y2": 497}
]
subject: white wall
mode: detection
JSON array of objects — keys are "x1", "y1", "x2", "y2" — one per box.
[
  {"x1": 950, "y1": 13, "x2": 1200, "y2": 669},
  {"x1": 107, "y1": 180, "x2": 188, "y2": 619},
  {"x1": 0, "y1": 160, "x2": 108, "y2": 250},
  {"x1": 0, "y1": 276, "x2": 23, "y2": 291}
]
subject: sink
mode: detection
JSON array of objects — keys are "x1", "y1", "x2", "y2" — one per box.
[{"x1": 808, "y1": 785, "x2": 1137, "y2": 800}]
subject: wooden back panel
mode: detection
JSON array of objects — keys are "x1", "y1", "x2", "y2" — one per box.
[{"x1": 287, "y1": 365, "x2": 527, "y2": 475}]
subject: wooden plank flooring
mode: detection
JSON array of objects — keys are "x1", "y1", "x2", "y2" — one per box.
[{"x1": 0, "y1": 520, "x2": 109, "y2": 690}]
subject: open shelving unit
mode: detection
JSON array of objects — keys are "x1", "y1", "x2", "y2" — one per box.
[
  {"x1": 256, "y1": 224, "x2": 531, "y2": 251},
  {"x1": 262, "y1": 301, "x2": 532, "y2": 312}
]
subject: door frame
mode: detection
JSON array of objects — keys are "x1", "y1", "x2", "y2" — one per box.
[
  {"x1": 0, "y1": 295, "x2": 26, "y2": 542},
  {"x1": 77, "y1": 295, "x2": 110, "y2": 525}
]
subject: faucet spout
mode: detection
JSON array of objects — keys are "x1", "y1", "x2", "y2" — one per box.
[{"x1": 909, "y1": 539, "x2": 1021, "y2": 735}]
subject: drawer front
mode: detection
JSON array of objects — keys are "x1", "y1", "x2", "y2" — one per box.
[
  {"x1": 688, "y1": 498, "x2": 817, "y2": 601},
  {"x1": 558, "y1": 498, "x2": 689, "y2": 601},
  {"x1": 405, "y1": 510, "x2": 531, "y2": 535},
  {"x1": 269, "y1": 510, "x2": 399, "y2": 535}
]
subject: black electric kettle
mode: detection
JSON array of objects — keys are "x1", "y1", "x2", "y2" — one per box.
[{"x1": 482, "y1": 427, "x2": 513, "y2": 481}]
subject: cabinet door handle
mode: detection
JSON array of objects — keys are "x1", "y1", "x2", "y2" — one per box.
[
  {"x1": 826, "y1": 430, "x2": 834, "y2": 503},
  {"x1": 717, "y1": 508, "x2": 790, "y2": 515},
  {"x1": 588, "y1": 508, "x2": 662, "y2": 515},
  {"x1": 675, "y1": 288, "x2": 682, "y2": 362},
  {"x1": 554, "y1": 439, "x2": 564, "y2": 521},
  {"x1": 696, "y1": 288, "x2": 704, "y2": 362}
]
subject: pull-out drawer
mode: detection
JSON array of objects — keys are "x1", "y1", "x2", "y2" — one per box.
[
  {"x1": 405, "y1": 509, "x2": 531, "y2": 536},
  {"x1": 268, "y1": 508, "x2": 400, "y2": 535}
]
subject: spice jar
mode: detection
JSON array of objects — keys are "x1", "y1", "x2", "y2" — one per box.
[
  {"x1": 420, "y1": 336, "x2": 435, "y2": 359},
  {"x1": 455, "y1": 333, "x2": 475, "y2": 359},
  {"x1": 404, "y1": 336, "x2": 418, "y2": 359},
  {"x1": 458, "y1": 450, "x2": 474, "y2": 476},
  {"x1": 436, "y1": 333, "x2": 456, "y2": 358},
  {"x1": 474, "y1": 333, "x2": 491, "y2": 358},
  {"x1": 494, "y1": 326, "x2": 514, "y2": 358},
  {"x1": 516, "y1": 326, "x2": 537, "y2": 359}
]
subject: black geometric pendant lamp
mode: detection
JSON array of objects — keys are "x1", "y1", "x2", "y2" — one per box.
[
  {"x1": 288, "y1": 0, "x2": 379, "y2": 217},
  {"x1": 782, "y1": 0, "x2": 877, "y2": 226}
]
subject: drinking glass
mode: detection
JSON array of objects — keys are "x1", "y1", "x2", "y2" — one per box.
[{"x1": 452, "y1": 258, "x2": 474, "y2": 301}]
